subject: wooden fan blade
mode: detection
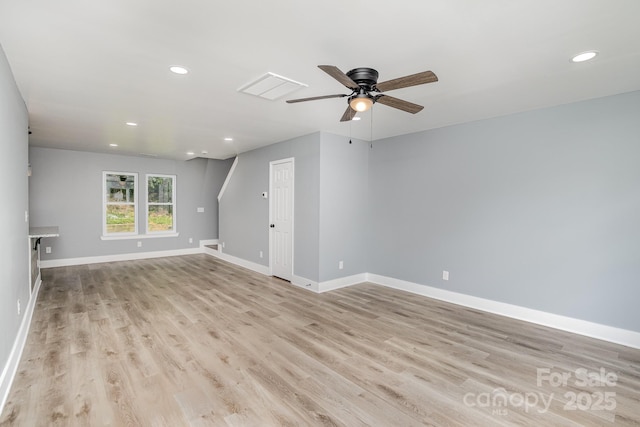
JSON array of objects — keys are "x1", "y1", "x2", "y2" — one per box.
[
  {"x1": 375, "y1": 70, "x2": 438, "y2": 92},
  {"x1": 286, "y1": 94, "x2": 347, "y2": 103},
  {"x1": 375, "y1": 95, "x2": 424, "y2": 114},
  {"x1": 318, "y1": 65, "x2": 360, "y2": 90},
  {"x1": 340, "y1": 106, "x2": 357, "y2": 122}
]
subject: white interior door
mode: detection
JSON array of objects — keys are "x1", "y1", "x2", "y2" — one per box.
[{"x1": 270, "y1": 158, "x2": 294, "y2": 281}]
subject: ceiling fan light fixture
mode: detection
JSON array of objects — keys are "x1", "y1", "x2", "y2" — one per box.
[{"x1": 349, "y1": 94, "x2": 374, "y2": 112}]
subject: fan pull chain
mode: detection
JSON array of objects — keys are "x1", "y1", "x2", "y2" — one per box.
[
  {"x1": 370, "y1": 107, "x2": 374, "y2": 149},
  {"x1": 349, "y1": 116, "x2": 353, "y2": 144}
]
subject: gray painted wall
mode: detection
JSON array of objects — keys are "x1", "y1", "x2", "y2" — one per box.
[
  {"x1": 197, "y1": 158, "x2": 236, "y2": 239},
  {"x1": 368, "y1": 91, "x2": 640, "y2": 331},
  {"x1": 218, "y1": 132, "x2": 321, "y2": 281},
  {"x1": 218, "y1": 131, "x2": 370, "y2": 284},
  {"x1": 318, "y1": 133, "x2": 369, "y2": 282},
  {"x1": 29, "y1": 147, "x2": 232, "y2": 260},
  {"x1": 0, "y1": 46, "x2": 30, "y2": 381}
]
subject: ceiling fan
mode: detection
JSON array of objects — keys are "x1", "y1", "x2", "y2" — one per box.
[{"x1": 286, "y1": 65, "x2": 438, "y2": 122}]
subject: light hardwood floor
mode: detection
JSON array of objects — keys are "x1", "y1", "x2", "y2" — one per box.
[{"x1": 1, "y1": 254, "x2": 639, "y2": 426}]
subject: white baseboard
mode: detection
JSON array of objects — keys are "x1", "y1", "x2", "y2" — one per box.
[
  {"x1": 318, "y1": 273, "x2": 368, "y2": 293},
  {"x1": 287, "y1": 274, "x2": 364, "y2": 294},
  {"x1": 291, "y1": 275, "x2": 319, "y2": 292},
  {"x1": 40, "y1": 247, "x2": 202, "y2": 268},
  {"x1": 289, "y1": 273, "x2": 366, "y2": 293},
  {"x1": 202, "y1": 246, "x2": 219, "y2": 257},
  {"x1": 33, "y1": 272, "x2": 42, "y2": 294},
  {"x1": 367, "y1": 273, "x2": 640, "y2": 350},
  {"x1": 0, "y1": 276, "x2": 42, "y2": 415},
  {"x1": 205, "y1": 248, "x2": 271, "y2": 276},
  {"x1": 204, "y1": 251, "x2": 363, "y2": 295}
]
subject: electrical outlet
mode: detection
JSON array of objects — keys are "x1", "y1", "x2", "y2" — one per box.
[
  {"x1": 24, "y1": 211, "x2": 28, "y2": 223},
  {"x1": 197, "y1": 207, "x2": 205, "y2": 213},
  {"x1": 259, "y1": 251, "x2": 263, "y2": 258},
  {"x1": 339, "y1": 261, "x2": 344, "y2": 270},
  {"x1": 442, "y1": 270, "x2": 450, "y2": 281},
  {"x1": 188, "y1": 237, "x2": 193, "y2": 244},
  {"x1": 222, "y1": 242, "x2": 225, "y2": 248},
  {"x1": 137, "y1": 241, "x2": 142, "y2": 248},
  {"x1": 45, "y1": 246, "x2": 52, "y2": 254},
  {"x1": 17, "y1": 299, "x2": 21, "y2": 316}
]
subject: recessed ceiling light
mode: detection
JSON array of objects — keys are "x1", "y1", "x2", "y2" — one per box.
[
  {"x1": 352, "y1": 117, "x2": 361, "y2": 121},
  {"x1": 126, "y1": 122, "x2": 138, "y2": 126},
  {"x1": 109, "y1": 143, "x2": 118, "y2": 147},
  {"x1": 224, "y1": 137, "x2": 233, "y2": 142},
  {"x1": 186, "y1": 151, "x2": 195, "y2": 156},
  {"x1": 170, "y1": 65, "x2": 189, "y2": 75},
  {"x1": 571, "y1": 51, "x2": 598, "y2": 63}
]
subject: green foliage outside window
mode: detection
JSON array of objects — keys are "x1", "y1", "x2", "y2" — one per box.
[
  {"x1": 105, "y1": 173, "x2": 136, "y2": 234},
  {"x1": 106, "y1": 205, "x2": 136, "y2": 232},
  {"x1": 147, "y1": 176, "x2": 175, "y2": 232}
]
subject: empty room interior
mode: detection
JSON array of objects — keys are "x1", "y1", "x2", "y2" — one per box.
[{"x1": 1, "y1": 1, "x2": 640, "y2": 426}]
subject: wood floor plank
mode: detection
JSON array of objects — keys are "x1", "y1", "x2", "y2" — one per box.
[{"x1": 2, "y1": 254, "x2": 639, "y2": 426}]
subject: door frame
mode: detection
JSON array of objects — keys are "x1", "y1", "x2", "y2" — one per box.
[{"x1": 269, "y1": 157, "x2": 295, "y2": 279}]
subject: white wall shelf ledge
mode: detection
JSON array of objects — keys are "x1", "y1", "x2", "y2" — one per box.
[{"x1": 29, "y1": 226, "x2": 59, "y2": 250}]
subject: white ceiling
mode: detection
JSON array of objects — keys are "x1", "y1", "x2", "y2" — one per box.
[{"x1": 1, "y1": 0, "x2": 639, "y2": 160}]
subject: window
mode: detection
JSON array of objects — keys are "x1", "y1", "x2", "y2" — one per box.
[
  {"x1": 103, "y1": 172, "x2": 138, "y2": 236},
  {"x1": 146, "y1": 174, "x2": 176, "y2": 233},
  {"x1": 102, "y1": 171, "x2": 177, "y2": 239}
]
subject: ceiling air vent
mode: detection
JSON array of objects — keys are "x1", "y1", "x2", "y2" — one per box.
[{"x1": 239, "y1": 72, "x2": 307, "y2": 100}]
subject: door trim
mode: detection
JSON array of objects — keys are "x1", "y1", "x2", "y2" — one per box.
[{"x1": 269, "y1": 157, "x2": 295, "y2": 279}]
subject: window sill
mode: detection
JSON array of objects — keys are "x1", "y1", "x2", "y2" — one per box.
[{"x1": 101, "y1": 232, "x2": 179, "y2": 241}]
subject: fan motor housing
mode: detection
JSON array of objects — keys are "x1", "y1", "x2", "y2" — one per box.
[{"x1": 346, "y1": 68, "x2": 379, "y2": 90}]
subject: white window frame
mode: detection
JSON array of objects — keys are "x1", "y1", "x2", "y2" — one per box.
[
  {"x1": 146, "y1": 174, "x2": 177, "y2": 235},
  {"x1": 102, "y1": 171, "x2": 138, "y2": 237}
]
